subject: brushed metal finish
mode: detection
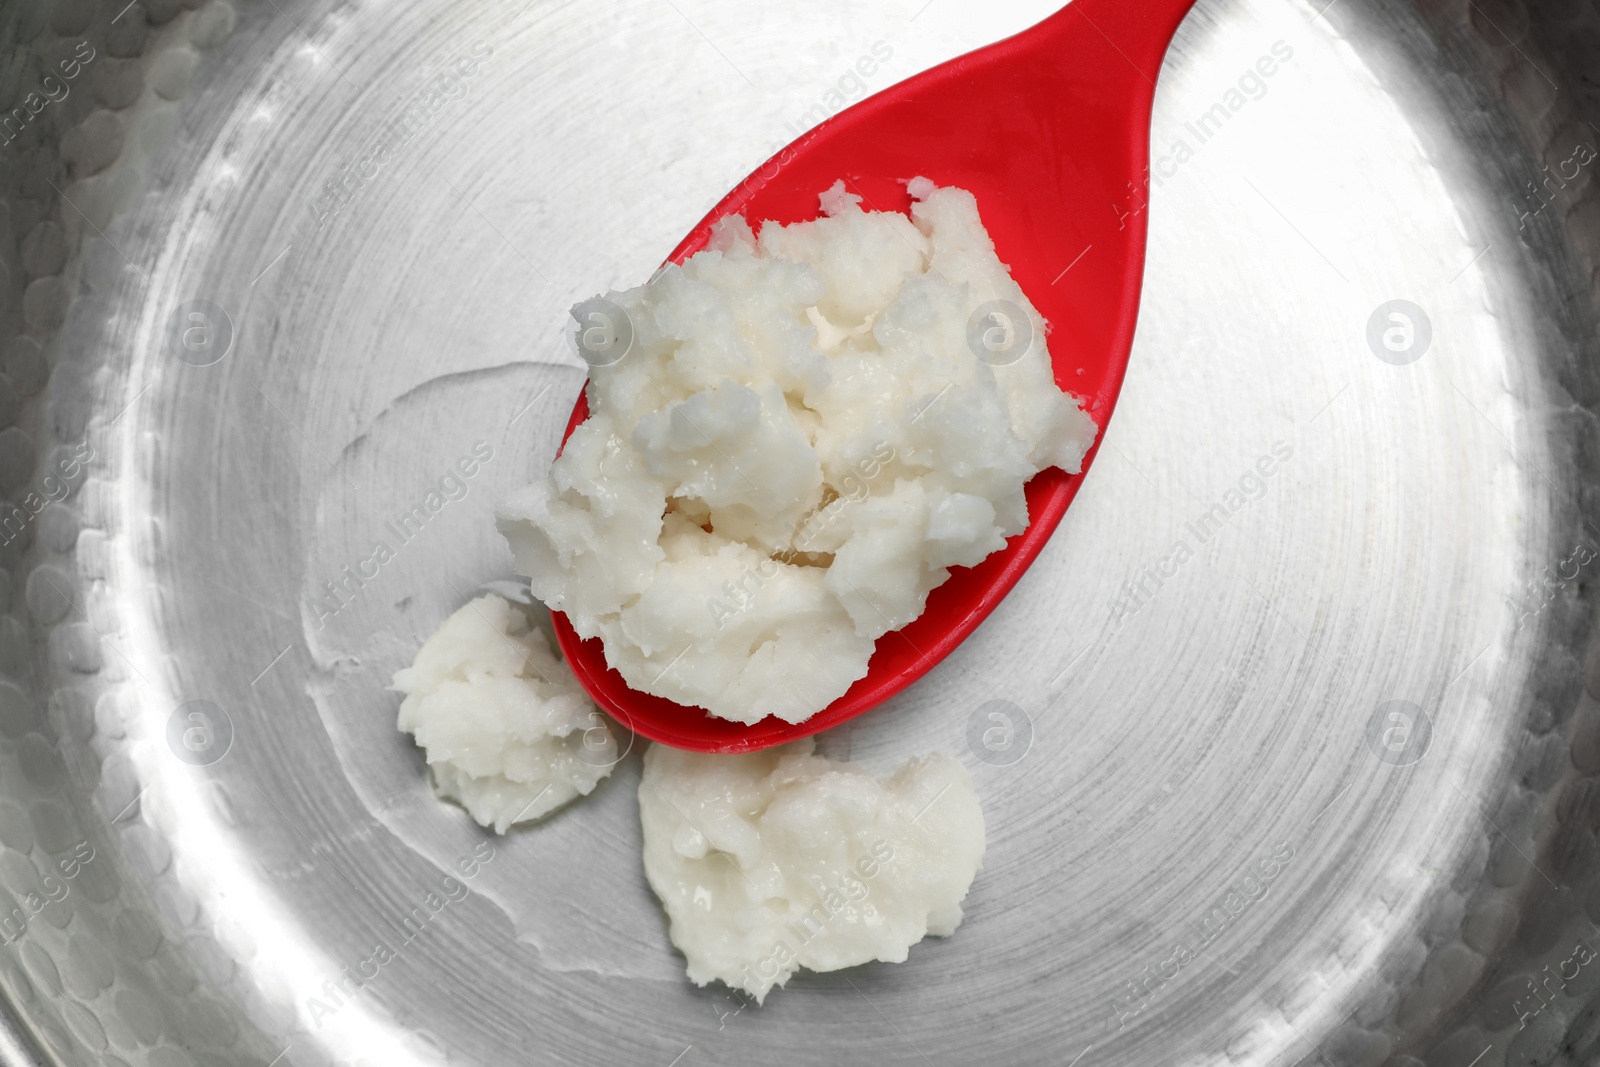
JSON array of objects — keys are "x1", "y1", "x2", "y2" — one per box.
[{"x1": 1, "y1": 0, "x2": 1597, "y2": 1065}]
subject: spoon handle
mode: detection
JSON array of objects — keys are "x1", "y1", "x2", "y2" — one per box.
[{"x1": 1037, "y1": 0, "x2": 1198, "y2": 84}]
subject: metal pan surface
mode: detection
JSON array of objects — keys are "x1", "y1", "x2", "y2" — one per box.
[{"x1": 0, "y1": 0, "x2": 1597, "y2": 1064}]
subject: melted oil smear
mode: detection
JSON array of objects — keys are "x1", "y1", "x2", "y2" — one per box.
[{"x1": 300, "y1": 359, "x2": 682, "y2": 982}]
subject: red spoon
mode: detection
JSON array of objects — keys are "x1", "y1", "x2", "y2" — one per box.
[{"x1": 550, "y1": 0, "x2": 1197, "y2": 752}]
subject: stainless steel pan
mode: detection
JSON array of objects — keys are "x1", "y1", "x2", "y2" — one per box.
[{"x1": 0, "y1": 0, "x2": 1595, "y2": 1063}]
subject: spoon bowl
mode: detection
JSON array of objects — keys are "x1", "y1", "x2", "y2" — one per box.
[{"x1": 552, "y1": 0, "x2": 1198, "y2": 752}]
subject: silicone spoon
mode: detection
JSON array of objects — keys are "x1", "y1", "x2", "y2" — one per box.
[{"x1": 551, "y1": 0, "x2": 1198, "y2": 752}]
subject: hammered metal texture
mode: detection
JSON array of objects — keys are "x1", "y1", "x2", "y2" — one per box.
[{"x1": 0, "y1": 0, "x2": 1597, "y2": 1066}]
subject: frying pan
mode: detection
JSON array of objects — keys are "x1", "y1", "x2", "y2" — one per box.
[{"x1": 0, "y1": 0, "x2": 1596, "y2": 1064}]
